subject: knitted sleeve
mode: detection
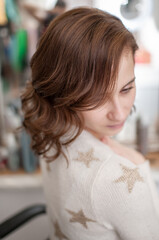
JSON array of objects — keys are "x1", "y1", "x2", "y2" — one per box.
[{"x1": 91, "y1": 156, "x2": 159, "y2": 240}]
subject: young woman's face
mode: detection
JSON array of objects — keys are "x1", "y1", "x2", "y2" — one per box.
[{"x1": 81, "y1": 50, "x2": 136, "y2": 139}]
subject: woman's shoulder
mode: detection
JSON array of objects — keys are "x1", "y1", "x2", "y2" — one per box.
[
  {"x1": 66, "y1": 129, "x2": 146, "y2": 168},
  {"x1": 66, "y1": 129, "x2": 114, "y2": 164},
  {"x1": 92, "y1": 139, "x2": 150, "y2": 197}
]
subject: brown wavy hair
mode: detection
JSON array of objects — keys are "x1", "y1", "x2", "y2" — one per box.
[{"x1": 21, "y1": 7, "x2": 138, "y2": 163}]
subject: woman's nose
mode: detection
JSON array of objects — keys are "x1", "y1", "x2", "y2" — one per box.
[{"x1": 107, "y1": 99, "x2": 125, "y2": 122}]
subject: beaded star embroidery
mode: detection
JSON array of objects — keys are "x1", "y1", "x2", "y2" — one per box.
[
  {"x1": 113, "y1": 163, "x2": 144, "y2": 193},
  {"x1": 74, "y1": 148, "x2": 99, "y2": 167},
  {"x1": 66, "y1": 209, "x2": 96, "y2": 229}
]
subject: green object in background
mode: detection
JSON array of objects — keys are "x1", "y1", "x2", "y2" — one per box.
[
  {"x1": 10, "y1": 29, "x2": 28, "y2": 72},
  {"x1": 5, "y1": 0, "x2": 28, "y2": 72}
]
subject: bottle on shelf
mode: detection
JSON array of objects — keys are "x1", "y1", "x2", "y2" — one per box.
[{"x1": 136, "y1": 115, "x2": 149, "y2": 156}]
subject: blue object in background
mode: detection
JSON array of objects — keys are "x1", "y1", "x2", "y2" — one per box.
[
  {"x1": 21, "y1": 130, "x2": 38, "y2": 172},
  {"x1": 5, "y1": 0, "x2": 20, "y2": 24}
]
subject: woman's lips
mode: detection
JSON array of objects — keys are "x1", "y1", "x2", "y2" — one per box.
[{"x1": 106, "y1": 121, "x2": 125, "y2": 129}]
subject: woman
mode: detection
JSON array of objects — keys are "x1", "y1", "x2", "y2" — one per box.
[{"x1": 21, "y1": 7, "x2": 159, "y2": 240}]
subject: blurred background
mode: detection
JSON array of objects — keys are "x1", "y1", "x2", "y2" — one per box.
[{"x1": 0, "y1": 0, "x2": 159, "y2": 239}]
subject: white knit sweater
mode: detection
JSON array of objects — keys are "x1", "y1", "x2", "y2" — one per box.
[{"x1": 40, "y1": 129, "x2": 159, "y2": 240}]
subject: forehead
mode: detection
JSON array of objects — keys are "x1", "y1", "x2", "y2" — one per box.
[{"x1": 116, "y1": 50, "x2": 135, "y2": 88}]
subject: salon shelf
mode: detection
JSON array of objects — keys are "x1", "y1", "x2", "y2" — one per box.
[
  {"x1": 0, "y1": 152, "x2": 159, "y2": 189},
  {"x1": 0, "y1": 168, "x2": 42, "y2": 189},
  {"x1": 146, "y1": 152, "x2": 159, "y2": 169}
]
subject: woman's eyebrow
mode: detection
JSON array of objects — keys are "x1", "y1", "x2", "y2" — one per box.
[{"x1": 123, "y1": 77, "x2": 136, "y2": 88}]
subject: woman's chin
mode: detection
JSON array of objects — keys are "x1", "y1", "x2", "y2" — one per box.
[
  {"x1": 84, "y1": 124, "x2": 124, "y2": 139},
  {"x1": 104, "y1": 126, "x2": 124, "y2": 137}
]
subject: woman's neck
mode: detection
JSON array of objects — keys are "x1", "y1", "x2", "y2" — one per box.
[{"x1": 84, "y1": 127, "x2": 111, "y2": 143}]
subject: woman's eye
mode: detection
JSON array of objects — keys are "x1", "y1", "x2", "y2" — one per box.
[{"x1": 121, "y1": 87, "x2": 133, "y2": 93}]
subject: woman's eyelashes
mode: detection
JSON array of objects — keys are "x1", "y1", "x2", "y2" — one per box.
[{"x1": 121, "y1": 86, "x2": 134, "y2": 94}]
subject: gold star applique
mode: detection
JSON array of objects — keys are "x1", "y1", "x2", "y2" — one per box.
[
  {"x1": 66, "y1": 209, "x2": 96, "y2": 229},
  {"x1": 74, "y1": 148, "x2": 99, "y2": 167},
  {"x1": 53, "y1": 220, "x2": 69, "y2": 240},
  {"x1": 113, "y1": 164, "x2": 144, "y2": 193}
]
